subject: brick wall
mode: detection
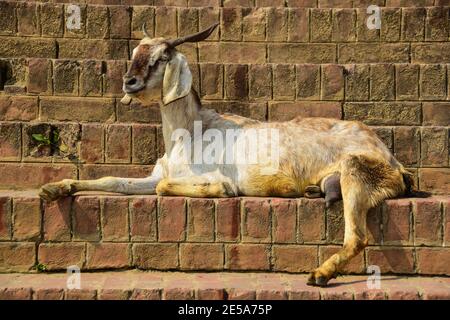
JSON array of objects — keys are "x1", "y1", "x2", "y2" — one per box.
[
  {"x1": 0, "y1": 1, "x2": 449, "y2": 193},
  {"x1": 1, "y1": 193, "x2": 449, "y2": 275}
]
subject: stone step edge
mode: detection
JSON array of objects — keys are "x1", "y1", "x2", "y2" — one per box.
[{"x1": 1, "y1": 271, "x2": 450, "y2": 300}]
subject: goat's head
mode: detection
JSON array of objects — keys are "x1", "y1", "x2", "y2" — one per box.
[{"x1": 122, "y1": 22, "x2": 218, "y2": 105}]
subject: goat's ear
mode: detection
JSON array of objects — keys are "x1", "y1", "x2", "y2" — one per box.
[{"x1": 162, "y1": 52, "x2": 192, "y2": 105}]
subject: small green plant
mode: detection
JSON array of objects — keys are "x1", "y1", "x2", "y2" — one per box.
[
  {"x1": 32, "y1": 130, "x2": 68, "y2": 153},
  {"x1": 34, "y1": 263, "x2": 48, "y2": 272}
]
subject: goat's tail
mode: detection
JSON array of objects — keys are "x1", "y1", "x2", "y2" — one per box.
[{"x1": 401, "y1": 168, "x2": 432, "y2": 198}]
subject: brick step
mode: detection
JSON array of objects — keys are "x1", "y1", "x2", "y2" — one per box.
[
  {"x1": 0, "y1": 190, "x2": 449, "y2": 275},
  {"x1": 1, "y1": 2, "x2": 449, "y2": 50},
  {"x1": 4, "y1": 59, "x2": 450, "y2": 102},
  {"x1": 1, "y1": 120, "x2": 449, "y2": 189},
  {"x1": 1, "y1": 271, "x2": 450, "y2": 300},
  {"x1": 6, "y1": 0, "x2": 448, "y2": 9}
]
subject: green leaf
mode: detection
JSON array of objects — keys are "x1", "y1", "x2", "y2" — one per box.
[
  {"x1": 52, "y1": 131, "x2": 60, "y2": 144},
  {"x1": 32, "y1": 134, "x2": 51, "y2": 145}
]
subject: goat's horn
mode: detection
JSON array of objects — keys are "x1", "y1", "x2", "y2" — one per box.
[
  {"x1": 142, "y1": 22, "x2": 151, "y2": 38},
  {"x1": 167, "y1": 22, "x2": 218, "y2": 47}
]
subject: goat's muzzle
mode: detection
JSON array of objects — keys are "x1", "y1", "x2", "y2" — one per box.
[{"x1": 123, "y1": 75, "x2": 145, "y2": 94}]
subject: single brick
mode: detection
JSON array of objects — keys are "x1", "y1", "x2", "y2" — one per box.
[
  {"x1": 133, "y1": 243, "x2": 178, "y2": 270},
  {"x1": 64, "y1": 4, "x2": 86, "y2": 38},
  {"x1": 225, "y1": 64, "x2": 248, "y2": 100},
  {"x1": 12, "y1": 197, "x2": 41, "y2": 241},
  {"x1": 344, "y1": 102, "x2": 421, "y2": 126},
  {"x1": 269, "y1": 102, "x2": 341, "y2": 121},
  {"x1": 402, "y1": 8, "x2": 426, "y2": 41},
  {"x1": 296, "y1": 64, "x2": 320, "y2": 100},
  {"x1": 187, "y1": 198, "x2": 214, "y2": 242},
  {"x1": 0, "y1": 242, "x2": 35, "y2": 272},
  {"x1": 269, "y1": 44, "x2": 336, "y2": 64},
  {"x1": 266, "y1": 8, "x2": 288, "y2": 42},
  {"x1": 412, "y1": 43, "x2": 450, "y2": 64},
  {"x1": 28, "y1": 58, "x2": 52, "y2": 95},
  {"x1": 102, "y1": 197, "x2": 129, "y2": 242},
  {"x1": 0, "y1": 122, "x2": 21, "y2": 161},
  {"x1": 298, "y1": 198, "x2": 326, "y2": 243},
  {"x1": 132, "y1": 124, "x2": 157, "y2": 165},
  {"x1": 420, "y1": 64, "x2": 446, "y2": 100},
  {"x1": 420, "y1": 127, "x2": 448, "y2": 167},
  {"x1": 321, "y1": 64, "x2": 344, "y2": 100},
  {"x1": 221, "y1": 8, "x2": 242, "y2": 41},
  {"x1": 416, "y1": 248, "x2": 450, "y2": 276},
  {"x1": 366, "y1": 247, "x2": 415, "y2": 274},
  {"x1": 396, "y1": 64, "x2": 420, "y2": 100},
  {"x1": 242, "y1": 198, "x2": 271, "y2": 243},
  {"x1": 53, "y1": 60, "x2": 79, "y2": 96},
  {"x1": 273, "y1": 64, "x2": 295, "y2": 100},
  {"x1": 339, "y1": 43, "x2": 409, "y2": 63},
  {"x1": 86, "y1": 243, "x2": 130, "y2": 269},
  {"x1": 17, "y1": 2, "x2": 40, "y2": 36},
  {"x1": 43, "y1": 197, "x2": 71, "y2": 241},
  {"x1": 131, "y1": 6, "x2": 154, "y2": 39},
  {"x1": 79, "y1": 60, "x2": 103, "y2": 97},
  {"x1": 381, "y1": 8, "x2": 401, "y2": 42},
  {"x1": 0, "y1": 2, "x2": 16, "y2": 35},
  {"x1": 80, "y1": 124, "x2": 104, "y2": 164},
  {"x1": 225, "y1": 244, "x2": 270, "y2": 271},
  {"x1": 273, "y1": 245, "x2": 318, "y2": 273},
  {"x1": 86, "y1": 5, "x2": 109, "y2": 39},
  {"x1": 72, "y1": 196, "x2": 100, "y2": 241},
  {"x1": 104, "y1": 60, "x2": 126, "y2": 97},
  {"x1": 311, "y1": 9, "x2": 332, "y2": 42},
  {"x1": 423, "y1": 102, "x2": 450, "y2": 126},
  {"x1": 158, "y1": 197, "x2": 186, "y2": 242},
  {"x1": 178, "y1": 8, "x2": 198, "y2": 37},
  {"x1": 200, "y1": 63, "x2": 223, "y2": 99},
  {"x1": 105, "y1": 124, "x2": 131, "y2": 163},
  {"x1": 40, "y1": 3, "x2": 63, "y2": 37},
  {"x1": 414, "y1": 199, "x2": 442, "y2": 246},
  {"x1": 356, "y1": 8, "x2": 379, "y2": 42},
  {"x1": 0, "y1": 96, "x2": 37, "y2": 121},
  {"x1": 426, "y1": 7, "x2": 449, "y2": 41},
  {"x1": 382, "y1": 199, "x2": 411, "y2": 245},
  {"x1": 419, "y1": 168, "x2": 450, "y2": 194},
  {"x1": 288, "y1": 8, "x2": 309, "y2": 42},
  {"x1": 38, "y1": 243, "x2": 85, "y2": 271},
  {"x1": 249, "y1": 64, "x2": 272, "y2": 101},
  {"x1": 394, "y1": 127, "x2": 420, "y2": 166},
  {"x1": 109, "y1": 6, "x2": 131, "y2": 39},
  {"x1": 180, "y1": 244, "x2": 223, "y2": 270},
  {"x1": 242, "y1": 8, "x2": 266, "y2": 41},
  {"x1": 58, "y1": 39, "x2": 128, "y2": 60},
  {"x1": 200, "y1": 42, "x2": 266, "y2": 64},
  {"x1": 272, "y1": 198, "x2": 296, "y2": 243},
  {"x1": 0, "y1": 37, "x2": 57, "y2": 59},
  {"x1": 0, "y1": 197, "x2": 11, "y2": 240},
  {"x1": 332, "y1": 9, "x2": 356, "y2": 42},
  {"x1": 155, "y1": 7, "x2": 177, "y2": 38},
  {"x1": 216, "y1": 198, "x2": 240, "y2": 242},
  {"x1": 345, "y1": 64, "x2": 369, "y2": 101},
  {"x1": 326, "y1": 202, "x2": 344, "y2": 244},
  {"x1": 130, "y1": 196, "x2": 157, "y2": 242}
]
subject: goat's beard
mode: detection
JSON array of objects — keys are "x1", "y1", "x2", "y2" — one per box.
[{"x1": 120, "y1": 85, "x2": 162, "y2": 106}]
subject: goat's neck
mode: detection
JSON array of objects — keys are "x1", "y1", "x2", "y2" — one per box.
[{"x1": 160, "y1": 89, "x2": 203, "y2": 153}]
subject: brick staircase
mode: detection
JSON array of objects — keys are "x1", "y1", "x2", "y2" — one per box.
[{"x1": 0, "y1": 0, "x2": 449, "y2": 299}]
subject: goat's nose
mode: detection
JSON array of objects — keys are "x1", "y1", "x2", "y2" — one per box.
[{"x1": 124, "y1": 76, "x2": 137, "y2": 86}]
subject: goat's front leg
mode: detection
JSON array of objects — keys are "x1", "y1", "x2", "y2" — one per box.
[
  {"x1": 156, "y1": 174, "x2": 237, "y2": 198},
  {"x1": 39, "y1": 162, "x2": 164, "y2": 201}
]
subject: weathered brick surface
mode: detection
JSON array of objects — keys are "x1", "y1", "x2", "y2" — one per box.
[
  {"x1": 1, "y1": 271, "x2": 450, "y2": 300},
  {"x1": 1, "y1": 192, "x2": 448, "y2": 275}
]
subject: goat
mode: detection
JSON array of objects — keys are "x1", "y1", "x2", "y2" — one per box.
[{"x1": 39, "y1": 23, "x2": 416, "y2": 287}]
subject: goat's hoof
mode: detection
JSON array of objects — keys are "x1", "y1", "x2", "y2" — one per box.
[
  {"x1": 307, "y1": 269, "x2": 335, "y2": 287},
  {"x1": 304, "y1": 185, "x2": 321, "y2": 198},
  {"x1": 39, "y1": 181, "x2": 72, "y2": 202}
]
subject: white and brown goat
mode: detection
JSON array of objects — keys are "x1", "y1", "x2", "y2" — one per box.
[{"x1": 40, "y1": 23, "x2": 415, "y2": 286}]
